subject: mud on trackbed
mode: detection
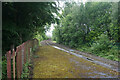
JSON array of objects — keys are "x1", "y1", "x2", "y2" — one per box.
[{"x1": 32, "y1": 40, "x2": 119, "y2": 78}]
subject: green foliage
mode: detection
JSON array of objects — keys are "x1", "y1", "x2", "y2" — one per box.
[
  {"x1": 21, "y1": 44, "x2": 39, "y2": 78},
  {"x1": 106, "y1": 45, "x2": 118, "y2": 61},
  {"x1": 90, "y1": 34, "x2": 110, "y2": 53},
  {"x1": 2, "y1": 2, "x2": 60, "y2": 77},
  {"x1": 21, "y1": 62, "x2": 31, "y2": 78},
  {"x1": 2, "y1": 57, "x2": 7, "y2": 78},
  {"x1": 34, "y1": 32, "x2": 49, "y2": 45},
  {"x1": 79, "y1": 34, "x2": 119, "y2": 61},
  {"x1": 33, "y1": 55, "x2": 39, "y2": 58},
  {"x1": 2, "y1": 2, "x2": 59, "y2": 55},
  {"x1": 52, "y1": 2, "x2": 119, "y2": 61}
]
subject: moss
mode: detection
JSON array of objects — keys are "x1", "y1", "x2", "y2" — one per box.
[{"x1": 33, "y1": 46, "x2": 118, "y2": 78}]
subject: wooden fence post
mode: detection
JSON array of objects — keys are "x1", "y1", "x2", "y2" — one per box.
[
  {"x1": 12, "y1": 49, "x2": 15, "y2": 79},
  {"x1": 28, "y1": 41, "x2": 30, "y2": 63},
  {"x1": 20, "y1": 45, "x2": 22, "y2": 77},
  {"x1": 7, "y1": 50, "x2": 11, "y2": 78},
  {"x1": 22, "y1": 43, "x2": 24, "y2": 71},
  {"x1": 16, "y1": 46, "x2": 20, "y2": 78},
  {"x1": 6, "y1": 39, "x2": 38, "y2": 79},
  {"x1": 24, "y1": 42, "x2": 26, "y2": 64}
]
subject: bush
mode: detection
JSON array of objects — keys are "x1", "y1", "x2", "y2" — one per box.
[
  {"x1": 78, "y1": 34, "x2": 119, "y2": 61},
  {"x1": 106, "y1": 45, "x2": 119, "y2": 61},
  {"x1": 90, "y1": 34, "x2": 110, "y2": 54},
  {"x1": 2, "y1": 57, "x2": 7, "y2": 79},
  {"x1": 87, "y1": 34, "x2": 119, "y2": 61},
  {"x1": 21, "y1": 62, "x2": 32, "y2": 78}
]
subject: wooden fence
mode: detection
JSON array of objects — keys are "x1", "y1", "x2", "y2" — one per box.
[{"x1": 6, "y1": 39, "x2": 39, "y2": 78}]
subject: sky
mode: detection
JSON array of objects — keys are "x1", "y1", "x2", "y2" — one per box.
[
  {"x1": 46, "y1": 24, "x2": 55, "y2": 37},
  {"x1": 45, "y1": 0, "x2": 87, "y2": 37}
]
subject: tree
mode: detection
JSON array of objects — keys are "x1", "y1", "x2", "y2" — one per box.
[
  {"x1": 52, "y1": 2, "x2": 119, "y2": 61},
  {"x1": 2, "y1": 2, "x2": 59, "y2": 55}
]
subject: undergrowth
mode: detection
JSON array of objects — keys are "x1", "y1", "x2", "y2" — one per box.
[
  {"x1": 21, "y1": 62, "x2": 32, "y2": 78},
  {"x1": 78, "y1": 34, "x2": 119, "y2": 61},
  {"x1": 2, "y1": 56, "x2": 7, "y2": 79}
]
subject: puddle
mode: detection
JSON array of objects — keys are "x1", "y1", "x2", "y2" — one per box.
[{"x1": 52, "y1": 46, "x2": 112, "y2": 69}]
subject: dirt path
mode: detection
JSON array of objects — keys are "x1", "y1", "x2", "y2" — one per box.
[{"x1": 32, "y1": 40, "x2": 119, "y2": 78}]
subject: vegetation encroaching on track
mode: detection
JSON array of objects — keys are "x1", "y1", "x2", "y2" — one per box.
[
  {"x1": 2, "y1": 1, "x2": 120, "y2": 79},
  {"x1": 52, "y1": 2, "x2": 120, "y2": 61}
]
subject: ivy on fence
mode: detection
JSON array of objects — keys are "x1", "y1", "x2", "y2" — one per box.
[{"x1": 6, "y1": 39, "x2": 39, "y2": 78}]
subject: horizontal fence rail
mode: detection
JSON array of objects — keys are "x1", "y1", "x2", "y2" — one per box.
[{"x1": 6, "y1": 39, "x2": 39, "y2": 78}]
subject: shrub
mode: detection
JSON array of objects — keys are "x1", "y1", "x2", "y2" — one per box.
[
  {"x1": 21, "y1": 62, "x2": 32, "y2": 78},
  {"x1": 90, "y1": 34, "x2": 110, "y2": 54},
  {"x1": 107, "y1": 45, "x2": 119, "y2": 61},
  {"x1": 2, "y1": 57, "x2": 7, "y2": 79}
]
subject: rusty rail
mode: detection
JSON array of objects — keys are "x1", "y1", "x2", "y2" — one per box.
[{"x1": 6, "y1": 39, "x2": 39, "y2": 78}]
